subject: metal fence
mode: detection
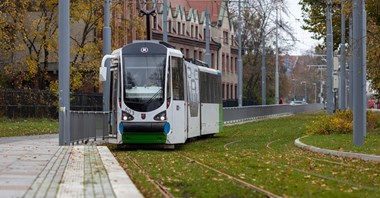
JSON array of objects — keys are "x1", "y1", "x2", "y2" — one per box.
[
  {"x1": 0, "y1": 89, "x2": 103, "y2": 118},
  {"x1": 70, "y1": 111, "x2": 109, "y2": 144},
  {"x1": 223, "y1": 103, "x2": 324, "y2": 124},
  {"x1": 67, "y1": 103, "x2": 323, "y2": 144}
]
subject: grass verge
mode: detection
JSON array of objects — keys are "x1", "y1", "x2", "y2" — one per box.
[
  {"x1": 301, "y1": 132, "x2": 380, "y2": 156},
  {"x1": 110, "y1": 113, "x2": 380, "y2": 198},
  {"x1": 0, "y1": 118, "x2": 58, "y2": 137}
]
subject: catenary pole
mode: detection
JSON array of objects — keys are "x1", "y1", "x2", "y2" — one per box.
[
  {"x1": 326, "y1": 0, "x2": 334, "y2": 114},
  {"x1": 103, "y1": 0, "x2": 111, "y2": 112},
  {"x1": 339, "y1": 0, "x2": 346, "y2": 110},
  {"x1": 362, "y1": 2, "x2": 367, "y2": 136},
  {"x1": 58, "y1": 0, "x2": 70, "y2": 145},
  {"x1": 237, "y1": 0, "x2": 243, "y2": 107},
  {"x1": 352, "y1": 0, "x2": 365, "y2": 145},
  {"x1": 349, "y1": 16, "x2": 353, "y2": 109}
]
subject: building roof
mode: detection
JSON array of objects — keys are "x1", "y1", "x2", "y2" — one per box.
[{"x1": 170, "y1": 0, "x2": 223, "y2": 23}]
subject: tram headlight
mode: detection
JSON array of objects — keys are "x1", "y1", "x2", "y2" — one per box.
[
  {"x1": 154, "y1": 111, "x2": 166, "y2": 121},
  {"x1": 122, "y1": 111, "x2": 134, "y2": 121}
]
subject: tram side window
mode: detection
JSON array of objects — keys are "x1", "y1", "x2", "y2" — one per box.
[
  {"x1": 172, "y1": 57, "x2": 184, "y2": 100},
  {"x1": 200, "y1": 72, "x2": 221, "y2": 104},
  {"x1": 200, "y1": 72, "x2": 206, "y2": 103}
]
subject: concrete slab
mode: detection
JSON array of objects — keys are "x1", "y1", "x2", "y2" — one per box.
[{"x1": 0, "y1": 135, "x2": 143, "y2": 198}]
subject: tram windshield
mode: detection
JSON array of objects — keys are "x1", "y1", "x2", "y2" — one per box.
[{"x1": 123, "y1": 55, "x2": 166, "y2": 112}]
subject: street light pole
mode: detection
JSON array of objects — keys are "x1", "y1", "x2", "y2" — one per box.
[
  {"x1": 326, "y1": 0, "x2": 334, "y2": 114},
  {"x1": 339, "y1": 0, "x2": 347, "y2": 110},
  {"x1": 58, "y1": 0, "x2": 70, "y2": 145}
]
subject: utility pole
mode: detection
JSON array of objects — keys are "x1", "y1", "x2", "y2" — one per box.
[
  {"x1": 362, "y1": 2, "x2": 367, "y2": 136},
  {"x1": 326, "y1": 0, "x2": 334, "y2": 114},
  {"x1": 58, "y1": 0, "x2": 70, "y2": 145},
  {"x1": 163, "y1": 0, "x2": 168, "y2": 42},
  {"x1": 352, "y1": 0, "x2": 365, "y2": 145},
  {"x1": 275, "y1": 3, "x2": 279, "y2": 104},
  {"x1": 237, "y1": 0, "x2": 243, "y2": 107},
  {"x1": 205, "y1": 7, "x2": 211, "y2": 67},
  {"x1": 261, "y1": 34, "x2": 266, "y2": 105},
  {"x1": 339, "y1": 0, "x2": 346, "y2": 110},
  {"x1": 349, "y1": 16, "x2": 353, "y2": 109},
  {"x1": 103, "y1": 0, "x2": 111, "y2": 113}
]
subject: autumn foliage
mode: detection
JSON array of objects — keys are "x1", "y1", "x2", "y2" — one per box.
[{"x1": 306, "y1": 110, "x2": 380, "y2": 135}]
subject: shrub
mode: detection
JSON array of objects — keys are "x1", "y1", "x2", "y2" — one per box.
[{"x1": 305, "y1": 110, "x2": 380, "y2": 135}]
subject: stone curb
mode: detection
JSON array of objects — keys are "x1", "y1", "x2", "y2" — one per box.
[
  {"x1": 97, "y1": 146, "x2": 144, "y2": 198},
  {"x1": 295, "y1": 136, "x2": 380, "y2": 162}
]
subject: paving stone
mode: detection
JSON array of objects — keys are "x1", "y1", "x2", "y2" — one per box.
[{"x1": 0, "y1": 135, "x2": 143, "y2": 198}]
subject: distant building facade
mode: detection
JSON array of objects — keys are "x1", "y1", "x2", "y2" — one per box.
[{"x1": 115, "y1": 0, "x2": 238, "y2": 100}]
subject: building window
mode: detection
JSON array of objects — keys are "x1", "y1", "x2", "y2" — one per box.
[
  {"x1": 203, "y1": 28, "x2": 206, "y2": 41},
  {"x1": 223, "y1": 31, "x2": 228, "y2": 44},
  {"x1": 231, "y1": 35, "x2": 234, "y2": 46},
  {"x1": 153, "y1": 16, "x2": 157, "y2": 30},
  {"x1": 186, "y1": 49, "x2": 190, "y2": 58},
  {"x1": 231, "y1": 56, "x2": 235, "y2": 73},
  {"x1": 226, "y1": 54, "x2": 229, "y2": 73},
  {"x1": 191, "y1": 24, "x2": 194, "y2": 38},
  {"x1": 235, "y1": 57, "x2": 238, "y2": 72},
  {"x1": 222, "y1": 53, "x2": 225, "y2": 71},
  {"x1": 168, "y1": 20, "x2": 172, "y2": 33},
  {"x1": 180, "y1": 48, "x2": 184, "y2": 54},
  {"x1": 182, "y1": 23, "x2": 185, "y2": 35},
  {"x1": 194, "y1": 50, "x2": 197, "y2": 59},
  {"x1": 211, "y1": 53, "x2": 215, "y2": 69},
  {"x1": 222, "y1": 84, "x2": 225, "y2": 99},
  {"x1": 199, "y1": 51, "x2": 202, "y2": 61},
  {"x1": 226, "y1": 84, "x2": 230, "y2": 99},
  {"x1": 235, "y1": 85, "x2": 237, "y2": 99},
  {"x1": 195, "y1": 26, "x2": 199, "y2": 39},
  {"x1": 230, "y1": 85, "x2": 234, "y2": 99},
  {"x1": 177, "y1": 22, "x2": 181, "y2": 35}
]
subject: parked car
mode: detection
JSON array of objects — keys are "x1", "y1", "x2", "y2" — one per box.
[{"x1": 290, "y1": 100, "x2": 307, "y2": 105}]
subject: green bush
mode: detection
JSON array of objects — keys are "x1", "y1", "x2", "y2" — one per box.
[{"x1": 306, "y1": 110, "x2": 380, "y2": 135}]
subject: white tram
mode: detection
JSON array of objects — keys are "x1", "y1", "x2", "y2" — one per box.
[{"x1": 100, "y1": 40, "x2": 222, "y2": 146}]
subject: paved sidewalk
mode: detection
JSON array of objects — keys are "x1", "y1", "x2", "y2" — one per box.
[{"x1": 0, "y1": 134, "x2": 143, "y2": 198}]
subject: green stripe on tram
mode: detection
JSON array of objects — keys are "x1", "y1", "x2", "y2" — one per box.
[{"x1": 122, "y1": 132, "x2": 166, "y2": 144}]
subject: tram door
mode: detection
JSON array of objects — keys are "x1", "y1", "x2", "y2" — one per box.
[
  {"x1": 186, "y1": 62, "x2": 200, "y2": 138},
  {"x1": 169, "y1": 57, "x2": 187, "y2": 143},
  {"x1": 109, "y1": 59, "x2": 119, "y2": 136}
]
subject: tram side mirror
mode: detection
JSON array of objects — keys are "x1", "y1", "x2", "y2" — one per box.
[{"x1": 99, "y1": 67, "x2": 107, "y2": 82}]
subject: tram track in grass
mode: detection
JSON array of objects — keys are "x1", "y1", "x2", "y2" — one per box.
[
  {"x1": 110, "y1": 112, "x2": 380, "y2": 197},
  {"x1": 177, "y1": 153, "x2": 282, "y2": 198},
  {"x1": 124, "y1": 153, "x2": 175, "y2": 198}
]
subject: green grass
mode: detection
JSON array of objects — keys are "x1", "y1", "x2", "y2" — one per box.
[
  {"x1": 110, "y1": 113, "x2": 380, "y2": 198},
  {"x1": 301, "y1": 132, "x2": 380, "y2": 156},
  {"x1": 0, "y1": 118, "x2": 58, "y2": 137}
]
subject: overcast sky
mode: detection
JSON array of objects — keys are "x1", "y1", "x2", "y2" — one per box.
[{"x1": 284, "y1": 0, "x2": 322, "y2": 55}]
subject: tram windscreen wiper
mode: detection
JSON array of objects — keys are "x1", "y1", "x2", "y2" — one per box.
[{"x1": 143, "y1": 88, "x2": 163, "y2": 108}]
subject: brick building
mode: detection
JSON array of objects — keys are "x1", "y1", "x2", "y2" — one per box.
[{"x1": 114, "y1": 0, "x2": 238, "y2": 100}]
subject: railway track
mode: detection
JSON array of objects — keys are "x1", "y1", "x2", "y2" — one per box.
[
  {"x1": 177, "y1": 153, "x2": 283, "y2": 198},
  {"x1": 125, "y1": 151, "x2": 283, "y2": 198},
  {"x1": 124, "y1": 153, "x2": 175, "y2": 198},
  {"x1": 264, "y1": 139, "x2": 380, "y2": 192}
]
